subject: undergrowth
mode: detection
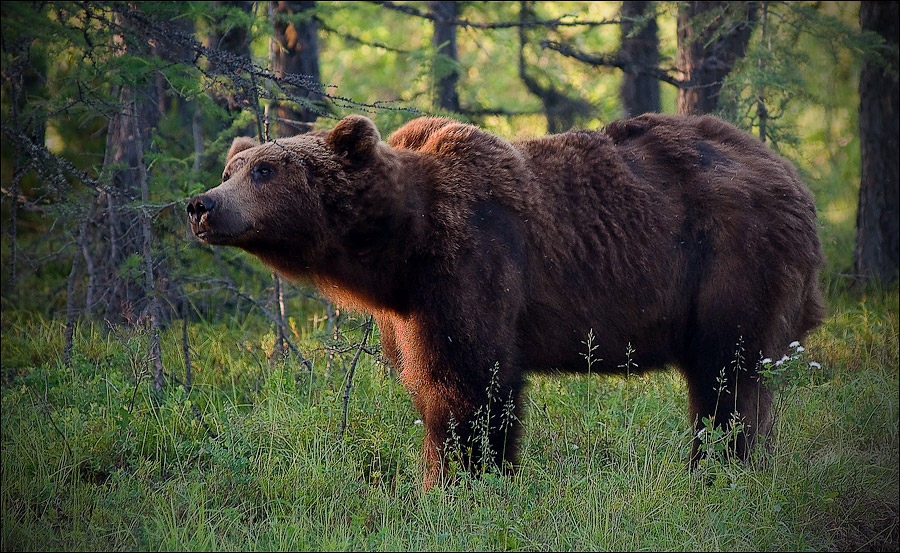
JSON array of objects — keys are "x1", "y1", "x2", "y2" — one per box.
[{"x1": 2, "y1": 281, "x2": 897, "y2": 551}]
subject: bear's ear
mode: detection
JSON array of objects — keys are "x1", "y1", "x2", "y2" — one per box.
[
  {"x1": 327, "y1": 115, "x2": 382, "y2": 164},
  {"x1": 227, "y1": 137, "x2": 259, "y2": 161}
]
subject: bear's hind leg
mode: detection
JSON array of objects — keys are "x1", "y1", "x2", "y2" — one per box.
[{"x1": 684, "y1": 337, "x2": 773, "y2": 466}]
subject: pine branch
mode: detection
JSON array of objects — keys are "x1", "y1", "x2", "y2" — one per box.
[{"x1": 93, "y1": 2, "x2": 421, "y2": 116}]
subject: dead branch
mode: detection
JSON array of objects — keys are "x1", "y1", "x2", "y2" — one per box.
[
  {"x1": 63, "y1": 232, "x2": 82, "y2": 371},
  {"x1": 317, "y1": 20, "x2": 412, "y2": 54},
  {"x1": 211, "y1": 277, "x2": 314, "y2": 371},
  {"x1": 371, "y1": 1, "x2": 618, "y2": 29},
  {"x1": 540, "y1": 40, "x2": 689, "y2": 88},
  {"x1": 340, "y1": 316, "x2": 374, "y2": 438}
]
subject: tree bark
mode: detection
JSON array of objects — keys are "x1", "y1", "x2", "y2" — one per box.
[
  {"x1": 430, "y1": 1, "x2": 460, "y2": 113},
  {"x1": 855, "y1": 1, "x2": 899, "y2": 284},
  {"x1": 676, "y1": 1, "x2": 758, "y2": 115},
  {"x1": 270, "y1": 272, "x2": 288, "y2": 364},
  {"x1": 619, "y1": 1, "x2": 660, "y2": 118},
  {"x1": 270, "y1": 0, "x2": 321, "y2": 135},
  {"x1": 97, "y1": 19, "x2": 162, "y2": 322}
]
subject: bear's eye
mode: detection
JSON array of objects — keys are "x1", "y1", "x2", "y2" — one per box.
[
  {"x1": 221, "y1": 172, "x2": 230, "y2": 183},
  {"x1": 251, "y1": 162, "x2": 275, "y2": 184}
]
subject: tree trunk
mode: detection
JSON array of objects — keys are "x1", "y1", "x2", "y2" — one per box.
[
  {"x1": 430, "y1": 1, "x2": 460, "y2": 113},
  {"x1": 855, "y1": 1, "x2": 899, "y2": 284},
  {"x1": 619, "y1": 1, "x2": 660, "y2": 118},
  {"x1": 97, "y1": 80, "x2": 161, "y2": 322},
  {"x1": 270, "y1": 0, "x2": 321, "y2": 136},
  {"x1": 676, "y1": 1, "x2": 758, "y2": 115},
  {"x1": 63, "y1": 224, "x2": 83, "y2": 371},
  {"x1": 5, "y1": 40, "x2": 48, "y2": 295},
  {"x1": 132, "y1": 94, "x2": 166, "y2": 396},
  {"x1": 6, "y1": 164, "x2": 22, "y2": 293},
  {"x1": 93, "y1": 7, "x2": 165, "y2": 323}
]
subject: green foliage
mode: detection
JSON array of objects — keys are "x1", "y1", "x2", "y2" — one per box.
[
  {"x1": 3, "y1": 285, "x2": 897, "y2": 550},
  {"x1": 2, "y1": 2, "x2": 898, "y2": 551},
  {"x1": 0, "y1": 1, "x2": 878, "y2": 310}
]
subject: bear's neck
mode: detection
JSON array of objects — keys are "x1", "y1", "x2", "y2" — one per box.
[
  {"x1": 250, "y1": 240, "x2": 417, "y2": 315},
  {"x1": 317, "y1": 166, "x2": 431, "y2": 313},
  {"x1": 260, "y1": 152, "x2": 435, "y2": 315},
  {"x1": 313, "y1": 259, "x2": 415, "y2": 315}
]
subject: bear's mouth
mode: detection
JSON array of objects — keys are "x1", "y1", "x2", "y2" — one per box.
[
  {"x1": 193, "y1": 228, "x2": 235, "y2": 245},
  {"x1": 188, "y1": 211, "x2": 249, "y2": 246}
]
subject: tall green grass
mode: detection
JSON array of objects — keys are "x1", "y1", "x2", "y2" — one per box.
[
  {"x1": 2, "y1": 102, "x2": 897, "y2": 549},
  {"x1": 2, "y1": 278, "x2": 897, "y2": 550}
]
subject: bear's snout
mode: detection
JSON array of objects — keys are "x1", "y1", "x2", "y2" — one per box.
[
  {"x1": 186, "y1": 192, "x2": 252, "y2": 245},
  {"x1": 187, "y1": 194, "x2": 220, "y2": 242},
  {"x1": 187, "y1": 195, "x2": 216, "y2": 226}
]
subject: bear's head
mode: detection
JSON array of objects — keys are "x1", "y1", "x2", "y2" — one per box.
[{"x1": 186, "y1": 115, "x2": 390, "y2": 275}]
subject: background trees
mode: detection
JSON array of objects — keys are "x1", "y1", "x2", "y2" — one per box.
[
  {"x1": 1, "y1": 0, "x2": 896, "y2": 409},
  {"x1": 1, "y1": 4, "x2": 897, "y2": 551},
  {"x1": 855, "y1": 0, "x2": 899, "y2": 285}
]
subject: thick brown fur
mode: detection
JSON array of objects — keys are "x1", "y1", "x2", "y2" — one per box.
[{"x1": 188, "y1": 113, "x2": 824, "y2": 488}]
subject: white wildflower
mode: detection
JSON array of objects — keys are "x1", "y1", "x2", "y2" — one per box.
[
  {"x1": 789, "y1": 341, "x2": 801, "y2": 348},
  {"x1": 761, "y1": 358, "x2": 773, "y2": 365},
  {"x1": 414, "y1": 419, "x2": 423, "y2": 426},
  {"x1": 796, "y1": 346, "x2": 805, "y2": 353},
  {"x1": 809, "y1": 362, "x2": 821, "y2": 370}
]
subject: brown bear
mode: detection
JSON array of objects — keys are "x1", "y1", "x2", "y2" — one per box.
[{"x1": 187, "y1": 113, "x2": 824, "y2": 488}]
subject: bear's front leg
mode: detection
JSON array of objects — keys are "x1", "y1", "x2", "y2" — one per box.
[
  {"x1": 394, "y1": 316, "x2": 525, "y2": 489},
  {"x1": 412, "y1": 376, "x2": 524, "y2": 489},
  {"x1": 409, "y1": 375, "x2": 525, "y2": 489}
]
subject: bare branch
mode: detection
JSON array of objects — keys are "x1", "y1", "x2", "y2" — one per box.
[
  {"x1": 210, "y1": 276, "x2": 314, "y2": 371},
  {"x1": 0, "y1": 185, "x2": 48, "y2": 212},
  {"x1": 371, "y1": 0, "x2": 618, "y2": 29},
  {"x1": 317, "y1": 19, "x2": 411, "y2": 53},
  {"x1": 0, "y1": 122, "x2": 104, "y2": 194},
  {"x1": 340, "y1": 316, "x2": 375, "y2": 438},
  {"x1": 181, "y1": 298, "x2": 193, "y2": 392},
  {"x1": 460, "y1": 106, "x2": 545, "y2": 117},
  {"x1": 540, "y1": 40, "x2": 689, "y2": 88}
]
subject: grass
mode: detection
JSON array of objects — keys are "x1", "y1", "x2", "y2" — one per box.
[
  {"x1": 1, "y1": 278, "x2": 898, "y2": 551},
  {"x1": 1, "y1": 104, "x2": 897, "y2": 550}
]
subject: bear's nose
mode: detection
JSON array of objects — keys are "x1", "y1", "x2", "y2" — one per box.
[{"x1": 187, "y1": 195, "x2": 216, "y2": 224}]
